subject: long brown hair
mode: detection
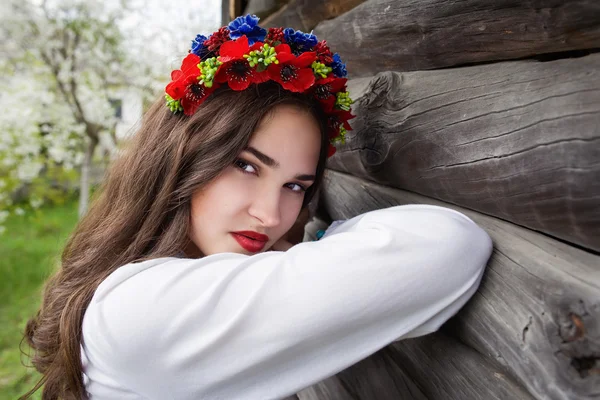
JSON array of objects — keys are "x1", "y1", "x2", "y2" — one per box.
[{"x1": 21, "y1": 82, "x2": 329, "y2": 399}]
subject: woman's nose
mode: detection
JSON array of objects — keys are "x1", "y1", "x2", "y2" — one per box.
[{"x1": 248, "y1": 185, "x2": 281, "y2": 228}]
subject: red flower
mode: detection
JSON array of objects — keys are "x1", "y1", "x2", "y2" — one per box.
[
  {"x1": 326, "y1": 108, "x2": 355, "y2": 142},
  {"x1": 312, "y1": 76, "x2": 347, "y2": 112},
  {"x1": 181, "y1": 83, "x2": 217, "y2": 115},
  {"x1": 327, "y1": 144, "x2": 337, "y2": 157},
  {"x1": 204, "y1": 27, "x2": 230, "y2": 53},
  {"x1": 267, "y1": 45, "x2": 316, "y2": 92},
  {"x1": 165, "y1": 54, "x2": 202, "y2": 100},
  {"x1": 216, "y1": 35, "x2": 264, "y2": 91},
  {"x1": 165, "y1": 54, "x2": 219, "y2": 115},
  {"x1": 336, "y1": 110, "x2": 356, "y2": 131},
  {"x1": 314, "y1": 40, "x2": 334, "y2": 65},
  {"x1": 217, "y1": 35, "x2": 250, "y2": 62}
]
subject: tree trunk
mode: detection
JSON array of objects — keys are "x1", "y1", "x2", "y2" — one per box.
[{"x1": 78, "y1": 136, "x2": 98, "y2": 218}]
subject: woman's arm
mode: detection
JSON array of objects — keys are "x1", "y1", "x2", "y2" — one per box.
[{"x1": 82, "y1": 204, "x2": 492, "y2": 400}]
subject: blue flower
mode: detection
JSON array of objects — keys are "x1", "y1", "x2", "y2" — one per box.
[
  {"x1": 228, "y1": 14, "x2": 266, "y2": 45},
  {"x1": 190, "y1": 34, "x2": 209, "y2": 58},
  {"x1": 283, "y1": 28, "x2": 318, "y2": 55},
  {"x1": 331, "y1": 53, "x2": 347, "y2": 78}
]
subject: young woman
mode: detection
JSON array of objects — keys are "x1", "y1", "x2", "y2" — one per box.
[{"x1": 23, "y1": 15, "x2": 493, "y2": 400}]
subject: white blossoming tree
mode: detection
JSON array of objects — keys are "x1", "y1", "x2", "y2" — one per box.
[
  {"x1": 0, "y1": 69, "x2": 85, "y2": 233},
  {"x1": 0, "y1": 0, "x2": 147, "y2": 226},
  {"x1": 0, "y1": 0, "x2": 220, "y2": 233}
]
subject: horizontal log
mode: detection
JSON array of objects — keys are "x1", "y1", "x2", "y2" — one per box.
[
  {"x1": 313, "y1": 0, "x2": 600, "y2": 77},
  {"x1": 299, "y1": 331, "x2": 532, "y2": 400},
  {"x1": 244, "y1": 0, "x2": 284, "y2": 18},
  {"x1": 261, "y1": 0, "x2": 365, "y2": 31},
  {"x1": 298, "y1": 342, "x2": 428, "y2": 400},
  {"x1": 330, "y1": 54, "x2": 600, "y2": 252},
  {"x1": 320, "y1": 170, "x2": 600, "y2": 400},
  {"x1": 387, "y1": 333, "x2": 533, "y2": 399},
  {"x1": 297, "y1": 375, "x2": 356, "y2": 400}
]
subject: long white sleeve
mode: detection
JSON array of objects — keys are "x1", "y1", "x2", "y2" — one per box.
[{"x1": 81, "y1": 204, "x2": 493, "y2": 400}]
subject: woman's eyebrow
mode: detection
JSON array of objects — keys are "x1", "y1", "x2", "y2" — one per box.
[
  {"x1": 243, "y1": 146, "x2": 315, "y2": 181},
  {"x1": 295, "y1": 174, "x2": 316, "y2": 182},
  {"x1": 244, "y1": 146, "x2": 279, "y2": 168}
]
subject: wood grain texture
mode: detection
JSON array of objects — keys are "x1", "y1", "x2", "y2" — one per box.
[
  {"x1": 229, "y1": 0, "x2": 245, "y2": 22},
  {"x1": 298, "y1": 331, "x2": 532, "y2": 400},
  {"x1": 261, "y1": 0, "x2": 366, "y2": 31},
  {"x1": 244, "y1": 0, "x2": 281, "y2": 16},
  {"x1": 302, "y1": 346, "x2": 429, "y2": 400},
  {"x1": 320, "y1": 170, "x2": 600, "y2": 399},
  {"x1": 312, "y1": 0, "x2": 600, "y2": 77},
  {"x1": 387, "y1": 333, "x2": 532, "y2": 399},
  {"x1": 298, "y1": 376, "x2": 356, "y2": 400},
  {"x1": 329, "y1": 54, "x2": 600, "y2": 252}
]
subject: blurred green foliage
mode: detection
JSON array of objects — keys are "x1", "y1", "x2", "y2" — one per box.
[{"x1": 0, "y1": 199, "x2": 79, "y2": 399}]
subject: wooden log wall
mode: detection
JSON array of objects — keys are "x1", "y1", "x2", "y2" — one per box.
[
  {"x1": 298, "y1": 331, "x2": 534, "y2": 400},
  {"x1": 312, "y1": 0, "x2": 600, "y2": 77},
  {"x1": 330, "y1": 54, "x2": 600, "y2": 252},
  {"x1": 245, "y1": 0, "x2": 280, "y2": 16},
  {"x1": 225, "y1": 0, "x2": 600, "y2": 398},
  {"x1": 311, "y1": 171, "x2": 600, "y2": 400},
  {"x1": 261, "y1": 0, "x2": 366, "y2": 31}
]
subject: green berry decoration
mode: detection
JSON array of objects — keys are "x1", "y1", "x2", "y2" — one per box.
[
  {"x1": 165, "y1": 94, "x2": 183, "y2": 113},
  {"x1": 335, "y1": 91, "x2": 352, "y2": 111},
  {"x1": 198, "y1": 57, "x2": 222, "y2": 88},
  {"x1": 243, "y1": 43, "x2": 279, "y2": 72},
  {"x1": 311, "y1": 61, "x2": 332, "y2": 79},
  {"x1": 332, "y1": 126, "x2": 347, "y2": 145}
]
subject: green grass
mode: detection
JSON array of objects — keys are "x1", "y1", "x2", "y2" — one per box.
[{"x1": 0, "y1": 201, "x2": 79, "y2": 399}]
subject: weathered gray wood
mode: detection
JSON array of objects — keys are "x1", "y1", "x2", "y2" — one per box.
[
  {"x1": 299, "y1": 331, "x2": 532, "y2": 400},
  {"x1": 313, "y1": 0, "x2": 600, "y2": 77},
  {"x1": 330, "y1": 54, "x2": 600, "y2": 252},
  {"x1": 387, "y1": 333, "x2": 533, "y2": 400},
  {"x1": 261, "y1": 0, "x2": 366, "y2": 32},
  {"x1": 297, "y1": 375, "x2": 356, "y2": 400},
  {"x1": 308, "y1": 345, "x2": 429, "y2": 400},
  {"x1": 244, "y1": 0, "x2": 288, "y2": 19},
  {"x1": 320, "y1": 170, "x2": 600, "y2": 399}
]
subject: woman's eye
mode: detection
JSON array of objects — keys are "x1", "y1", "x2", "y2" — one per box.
[
  {"x1": 234, "y1": 159, "x2": 257, "y2": 174},
  {"x1": 286, "y1": 183, "x2": 306, "y2": 193}
]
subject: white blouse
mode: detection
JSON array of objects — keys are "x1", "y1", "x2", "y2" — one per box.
[{"x1": 81, "y1": 204, "x2": 493, "y2": 400}]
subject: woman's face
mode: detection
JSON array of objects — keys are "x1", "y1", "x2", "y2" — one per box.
[{"x1": 188, "y1": 104, "x2": 322, "y2": 256}]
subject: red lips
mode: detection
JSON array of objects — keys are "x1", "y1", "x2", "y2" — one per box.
[
  {"x1": 231, "y1": 231, "x2": 269, "y2": 253},
  {"x1": 233, "y1": 231, "x2": 269, "y2": 242}
]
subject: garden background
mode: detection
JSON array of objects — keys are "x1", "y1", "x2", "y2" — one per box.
[{"x1": 0, "y1": 0, "x2": 220, "y2": 397}]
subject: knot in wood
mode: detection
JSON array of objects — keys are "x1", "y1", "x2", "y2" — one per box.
[{"x1": 561, "y1": 313, "x2": 586, "y2": 343}]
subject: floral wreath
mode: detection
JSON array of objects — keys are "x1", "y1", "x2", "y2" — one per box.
[{"x1": 164, "y1": 14, "x2": 354, "y2": 157}]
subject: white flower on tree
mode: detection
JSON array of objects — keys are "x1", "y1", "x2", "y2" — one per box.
[{"x1": 0, "y1": 0, "x2": 153, "y2": 225}]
